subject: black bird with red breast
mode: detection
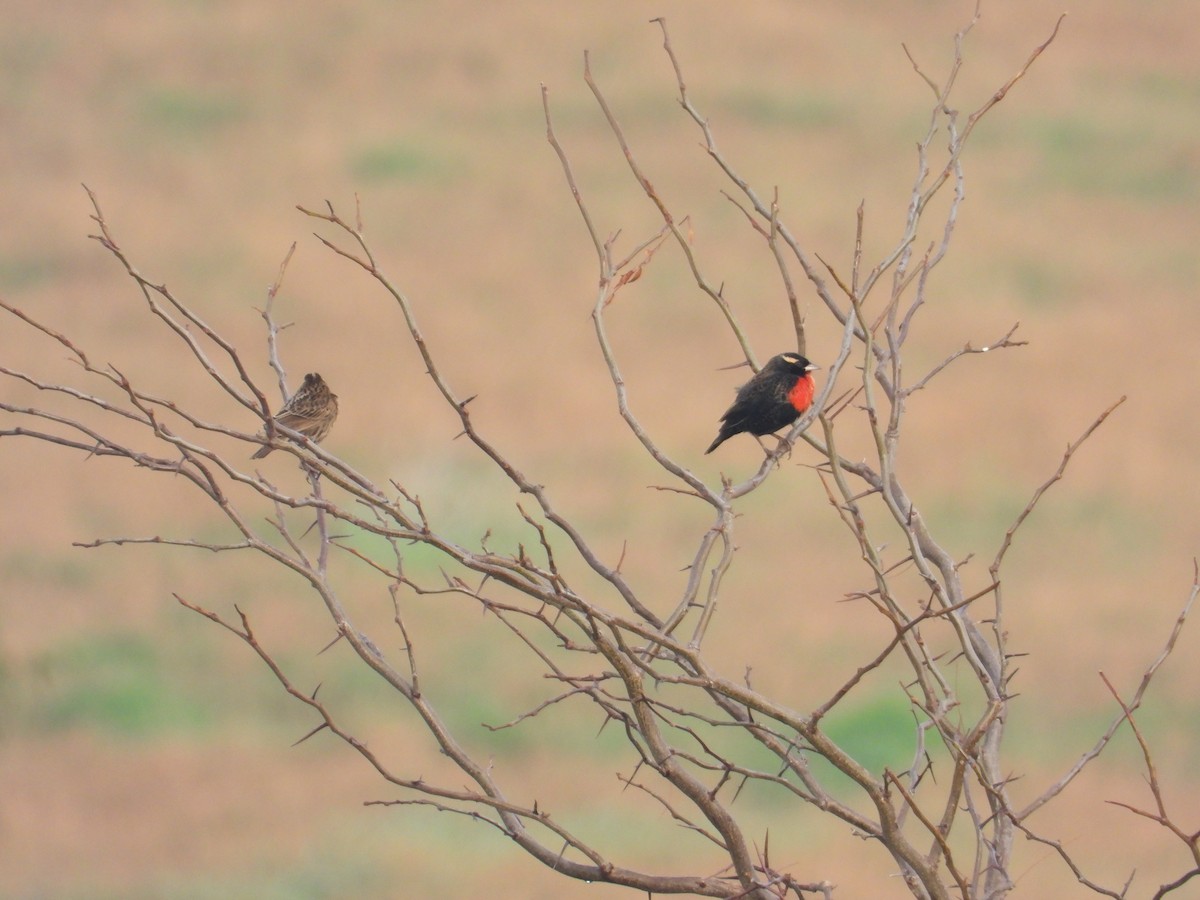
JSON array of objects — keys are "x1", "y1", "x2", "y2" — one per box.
[{"x1": 705, "y1": 352, "x2": 819, "y2": 454}]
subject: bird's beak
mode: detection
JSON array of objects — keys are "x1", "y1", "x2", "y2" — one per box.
[{"x1": 806, "y1": 363, "x2": 821, "y2": 372}]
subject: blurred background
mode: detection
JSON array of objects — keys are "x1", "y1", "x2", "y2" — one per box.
[{"x1": 1, "y1": 1, "x2": 1198, "y2": 897}]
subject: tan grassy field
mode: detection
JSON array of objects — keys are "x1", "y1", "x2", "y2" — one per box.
[{"x1": 2, "y1": 1, "x2": 1199, "y2": 897}]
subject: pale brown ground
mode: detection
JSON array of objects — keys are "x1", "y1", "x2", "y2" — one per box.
[{"x1": 1, "y1": 1, "x2": 1199, "y2": 898}]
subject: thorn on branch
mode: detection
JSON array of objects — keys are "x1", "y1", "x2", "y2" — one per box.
[
  {"x1": 292, "y1": 722, "x2": 330, "y2": 747},
  {"x1": 318, "y1": 632, "x2": 345, "y2": 655}
]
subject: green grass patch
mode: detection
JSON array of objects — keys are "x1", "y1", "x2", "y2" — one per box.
[
  {"x1": 923, "y1": 481, "x2": 1025, "y2": 558},
  {"x1": 26, "y1": 631, "x2": 214, "y2": 738},
  {"x1": 336, "y1": 466, "x2": 543, "y2": 580},
  {"x1": 143, "y1": 858, "x2": 386, "y2": 900},
  {"x1": 138, "y1": 87, "x2": 247, "y2": 136},
  {"x1": 2, "y1": 549, "x2": 93, "y2": 588},
  {"x1": 925, "y1": 479, "x2": 1158, "y2": 569},
  {"x1": 336, "y1": 524, "x2": 445, "y2": 581},
  {"x1": 1040, "y1": 120, "x2": 1194, "y2": 199},
  {"x1": 435, "y1": 680, "x2": 540, "y2": 757},
  {"x1": 1003, "y1": 112, "x2": 1199, "y2": 203},
  {"x1": 819, "y1": 690, "x2": 918, "y2": 778},
  {"x1": 1125, "y1": 71, "x2": 1200, "y2": 105},
  {"x1": 0, "y1": 252, "x2": 60, "y2": 290},
  {"x1": 1007, "y1": 699, "x2": 1185, "y2": 771},
  {"x1": 0, "y1": 28, "x2": 55, "y2": 103},
  {"x1": 349, "y1": 140, "x2": 458, "y2": 184},
  {"x1": 1003, "y1": 258, "x2": 1070, "y2": 309},
  {"x1": 423, "y1": 634, "x2": 610, "y2": 759}
]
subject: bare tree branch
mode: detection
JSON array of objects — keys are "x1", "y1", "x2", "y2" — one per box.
[{"x1": 3, "y1": 10, "x2": 1193, "y2": 900}]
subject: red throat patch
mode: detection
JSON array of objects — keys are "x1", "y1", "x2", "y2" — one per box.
[{"x1": 788, "y1": 373, "x2": 815, "y2": 414}]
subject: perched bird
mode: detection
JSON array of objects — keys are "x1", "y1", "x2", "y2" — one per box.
[
  {"x1": 705, "y1": 352, "x2": 819, "y2": 454},
  {"x1": 252, "y1": 372, "x2": 339, "y2": 459}
]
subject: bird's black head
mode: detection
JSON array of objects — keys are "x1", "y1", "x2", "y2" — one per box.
[
  {"x1": 303, "y1": 373, "x2": 322, "y2": 387},
  {"x1": 771, "y1": 352, "x2": 819, "y2": 376}
]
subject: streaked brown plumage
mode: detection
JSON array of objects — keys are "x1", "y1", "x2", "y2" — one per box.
[{"x1": 252, "y1": 372, "x2": 338, "y2": 458}]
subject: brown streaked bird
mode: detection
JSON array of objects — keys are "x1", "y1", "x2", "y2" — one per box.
[{"x1": 252, "y1": 372, "x2": 339, "y2": 459}]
